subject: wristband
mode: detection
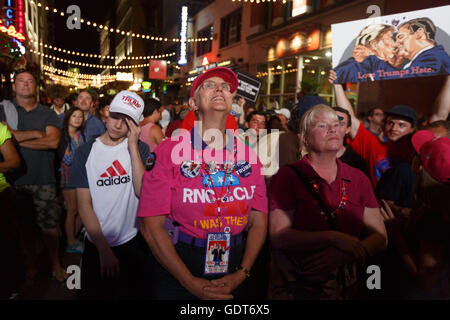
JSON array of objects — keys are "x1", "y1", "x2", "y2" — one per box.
[{"x1": 236, "y1": 265, "x2": 250, "y2": 278}]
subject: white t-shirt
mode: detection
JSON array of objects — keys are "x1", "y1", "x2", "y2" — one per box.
[{"x1": 70, "y1": 137, "x2": 150, "y2": 247}]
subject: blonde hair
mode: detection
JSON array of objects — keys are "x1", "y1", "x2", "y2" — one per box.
[
  {"x1": 356, "y1": 24, "x2": 394, "y2": 47},
  {"x1": 299, "y1": 104, "x2": 338, "y2": 154}
]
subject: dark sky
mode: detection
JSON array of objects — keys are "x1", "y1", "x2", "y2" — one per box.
[
  {"x1": 53, "y1": 0, "x2": 111, "y2": 73},
  {"x1": 50, "y1": 0, "x2": 213, "y2": 74}
]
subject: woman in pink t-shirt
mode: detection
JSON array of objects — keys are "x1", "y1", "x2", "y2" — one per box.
[
  {"x1": 139, "y1": 97, "x2": 164, "y2": 152},
  {"x1": 138, "y1": 67, "x2": 268, "y2": 300}
]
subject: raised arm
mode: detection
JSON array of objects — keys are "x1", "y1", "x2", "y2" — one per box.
[
  {"x1": 429, "y1": 75, "x2": 450, "y2": 123},
  {"x1": 329, "y1": 71, "x2": 360, "y2": 139},
  {"x1": 18, "y1": 125, "x2": 60, "y2": 150},
  {"x1": 125, "y1": 118, "x2": 145, "y2": 197}
]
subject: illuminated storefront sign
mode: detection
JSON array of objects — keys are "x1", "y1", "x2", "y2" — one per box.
[
  {"x1": 187, "y1": 59, "x2": 234, "y2": 82},
  {"x1": 116, "y1": 72, "x2": 134, "y2": 82},
  {"x1": 2, "y1": 0, "x2": 25, "y2": 41},
  {"x1": 291, "y1": 0, "x2": 311, "y2": 17},
  {"x1": 275, "y1": 29, "x2": 320, "y2": 58},
  {"x1": 141, "y1": 81, "x2": 152, "y2": 93},
  {"x1": 178, "y1": 6, "x2": 188, "y2": 65},
  {"x1": 0, "y1": 23, "x2": 25, "y2": 41},
  {"x1": 18, "y1": 0, "x2": 24, "y2": 36},
  {"x1": 149, "y1": 60, "x2": 167, "y2": 80}
]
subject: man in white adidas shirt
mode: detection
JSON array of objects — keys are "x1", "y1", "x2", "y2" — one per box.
[{"x1": 70, "y1": 90, "x2": 151, "y2": 299}]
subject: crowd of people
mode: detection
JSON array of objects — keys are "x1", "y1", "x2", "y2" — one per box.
[{"x1": 0, "y1": 66, "x2": 449, "y2": 300}]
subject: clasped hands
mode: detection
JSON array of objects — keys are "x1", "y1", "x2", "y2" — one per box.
[{"x1": 187, "y1": 270, "x2": 247, "y2": 300}]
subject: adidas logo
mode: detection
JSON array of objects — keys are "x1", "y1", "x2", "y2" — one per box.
[{"x1": 97, "y1": 160, "x2": 131, "y2": 187}]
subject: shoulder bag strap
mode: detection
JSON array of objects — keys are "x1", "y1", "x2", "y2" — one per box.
[{"x1": 287, "y1": 164, "x2": 337, "y2": 230}]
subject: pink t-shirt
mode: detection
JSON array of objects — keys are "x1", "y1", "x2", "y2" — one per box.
[
  {"x1": 139, "y1": 122, "x2": 158, "y2": 152},
  {"x1": 137, "y1": 130, "x2": 268, "y2": 239}
]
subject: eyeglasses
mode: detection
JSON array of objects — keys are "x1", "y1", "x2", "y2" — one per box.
[{"x1": 201, "y1": 81, "x2": 231, "y2": 92}]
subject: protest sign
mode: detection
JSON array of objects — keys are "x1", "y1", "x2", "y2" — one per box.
[
  {"x1": 236, "y1": 71, "x2": 262, "y2": 102},
  {"x1": 332, "y1": 5, "x2": 450, "y2": 83}
]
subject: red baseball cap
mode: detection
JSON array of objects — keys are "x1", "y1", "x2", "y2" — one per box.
[
  {"x1": 412, "y1": 130, "x2": 450, "y2": 184},
  {"x1": 190, "y1": 67, "x2": 238, "y2": 97}
]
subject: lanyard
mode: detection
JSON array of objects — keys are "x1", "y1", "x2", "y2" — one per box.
[
  {"x1": 201, "y1": 135, "x2": 238, "y2": 232},
  {"x1": 312, "y1": 179, "x2": 348, "y2": 223}
]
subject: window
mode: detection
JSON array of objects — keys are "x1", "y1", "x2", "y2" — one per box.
[
  {"x1": 197, "y1": 25, "x2": 213, "y2": 56},
  {"x1": 220, "y1": 9, "x2": 242, "y2": 48},
  {"x1": 126, "y1": 36, "x2": 133, "y2": 55},
  {"x1": 116, "y1": 39, "x2": 126, "y2": 65}
]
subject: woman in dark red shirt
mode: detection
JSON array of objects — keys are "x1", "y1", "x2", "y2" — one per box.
[{"x1": 269, "y1": 104, "x2": 387, "y2": 299}]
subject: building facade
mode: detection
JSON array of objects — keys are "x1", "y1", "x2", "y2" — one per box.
[
  {"x1": 184, "y1": 0, "x2": 449, "y2": 118},
  {"x1": 185, "y1": 0, "x2": 382, "y2": 109}
]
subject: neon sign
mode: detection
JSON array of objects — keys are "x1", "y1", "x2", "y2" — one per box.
[
  {"x1": 18, "y1": 0, "x2": 24, "y2": 36},
  {"x1": 2, "y1": 0, "x2": 25, "y2": 41},
  {"x1": 178, "y1": 6, "x2": 188, "y2": 65},
  {"x1": 0, "y1": 23, "x2": 26, "y2": 41}
]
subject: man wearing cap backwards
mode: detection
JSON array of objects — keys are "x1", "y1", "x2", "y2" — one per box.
[
  {"x1": 138, "y1": 67, "x2": 268, "y2": 300},
  {"x1": 275, "y1": 108, "x2": 291, "y2": 131},
  {"x1": 69, "y1": 90, "x2": 151, "y2": 299}
]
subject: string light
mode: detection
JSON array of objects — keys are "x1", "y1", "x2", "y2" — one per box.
[
  {"x1": 30, "y1": 0, "x2": 212, "y2": 42},
  {"x1": 43, "y1": 65, "x2": 117, "y2": 80},
  {"x1": 31, "y1": 49, "x2": 161, "y2": 69},
  {"x1": 45, "y1": 71, "x2": 116, "y2": 88},
  {"x1": 256, "y1": 67, "x2": 298, "y2": 78},
  {"x1": 29, "y1": 40, "x2": 175, "y2": 60}
]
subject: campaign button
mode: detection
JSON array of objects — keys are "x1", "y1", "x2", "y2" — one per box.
[
  {"x1": 180, "y1": 160, "x2": 201, "y2": 178},
  {"x1": 235, "y1": 160, "x2": 252, "y2": 178},
  {"x1": 222, "y1": 160, "x2": 234, "y2": 174},
  {"x1": 145, "y1": 152, "x2": 156, "y2": 171},
  {"x1": 206, "y1": 161, "x2": 219, "y2": 175}
]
